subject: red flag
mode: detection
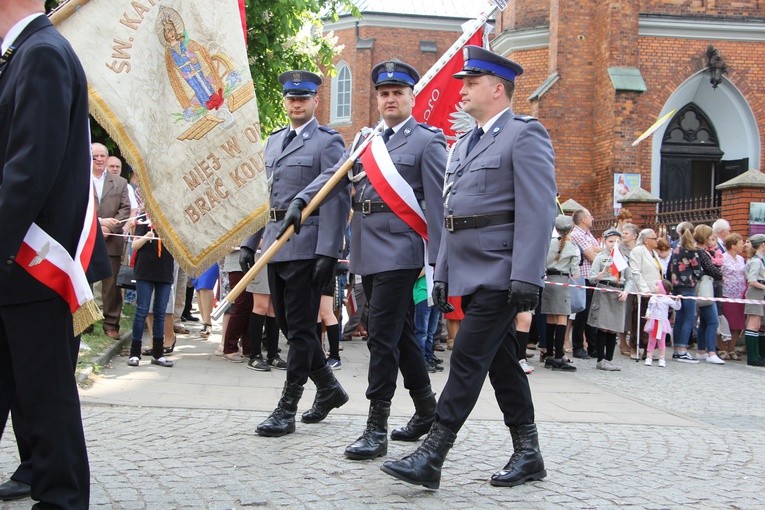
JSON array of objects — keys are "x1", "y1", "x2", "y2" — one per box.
[
  {"x1": 412, "y1": 28, "x2": 484, "y2": 139},
  {"x1": 239, "y1": 0, "x2": 248, "y2": 45}
]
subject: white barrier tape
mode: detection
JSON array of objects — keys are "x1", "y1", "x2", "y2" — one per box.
[{"x1": 544, "y1": 280, "x2": 765, "y2": 306}]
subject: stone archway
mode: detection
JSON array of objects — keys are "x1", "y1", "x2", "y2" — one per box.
[{"x1": 650, "y1": 71, "x2": 760, "y2": 197}]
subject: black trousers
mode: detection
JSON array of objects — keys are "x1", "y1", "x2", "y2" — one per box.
[
  {"x1": 0, "y1": 298, "x2": 89, "y2": 509},
  {"x1": 437, "y1": 289, "x2": 534, "y2": 433},
  {"x1": 361, "y1": 269, "x2": 430, "y2": 401},
  {"x1": 572, "y1": 287, "x2": 596, "y2": 352},
  {"x1": 268, "y1": 260, "x2": 326, "y2": 385}
]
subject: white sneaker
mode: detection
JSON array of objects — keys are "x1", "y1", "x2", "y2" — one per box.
[
  {"x1": 658, "y1": 358, "x2": 666, "y2": 367},
  {"x1": 645, "y1": 358, "x2": 653, "y2": 366},
  {"x1": 706, "y1": 353, "x2": 725, "y2": 365},
  {"x1": 603, "y1": 360, "x2": 621, "y2": 371},
  {"x1": 519, "y1": 358, "x2": 534, "y2": 374}
]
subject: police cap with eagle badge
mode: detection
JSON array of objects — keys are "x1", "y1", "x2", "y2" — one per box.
[
  {"x1": 371, "y1": 60, "x2": 419, "y2": 89},
  {"x1": 278, "y1": 70, "x2": 322, "y2": 97},
  {"x1": 453, "y1": 45, "x2": 524, "y2": 83}
]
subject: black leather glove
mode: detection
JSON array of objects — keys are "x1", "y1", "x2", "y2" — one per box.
[
  {"x1": 275, "y1": 198, "x2": 306, "y2": 238},
  {"x1": 432, "y1": 281, "x2": 454, "y2": 313},
  {"x1": 508, "y1": 280, "x2": 540, "y2": 313},
  {"x1": 312, "y1": 256, "x2": 338, "y2": 289},
  {"x1": 239, "y1": 246, "x2": 255, "y2": 273}
]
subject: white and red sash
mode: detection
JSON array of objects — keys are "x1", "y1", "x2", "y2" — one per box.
[
  {"x1": 359, "y1": 134, "x2": 434, "y2": 299},
  {"x1": 14, "y1": 172, "x2": 102, "y2": 335}
]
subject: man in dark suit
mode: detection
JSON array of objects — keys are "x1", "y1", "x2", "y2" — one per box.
[
  {"x1": 240, "y1": 70, "x2": 350, "y2": 438},
  {"x1": 282, "y1": 61, "x2": 447, "y2": 460},
  {"x1": 381, "y1": 46, "x2": 556, "y2": 489},
  {"x1": 0, "y1": 1, "x2": 110, "y2": 507},
  {"x1": 91, "y1": 142, "x2": 131, "y2": 339}
]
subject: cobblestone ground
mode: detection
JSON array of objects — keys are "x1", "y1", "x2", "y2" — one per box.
[{"x1": 2, "y1": 347, "x2": 764, "y2": 509}]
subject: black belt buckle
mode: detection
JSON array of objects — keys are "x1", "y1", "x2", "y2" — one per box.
[
  {"x1": 269, "y1": 208, "x2": 279, "y2": 222},
  {"x1": 361, "y1": 200, "x2": 372, "y2": 214},
  {"x1": 445, "y1": 215, "x2": 454, "y2": 232}
]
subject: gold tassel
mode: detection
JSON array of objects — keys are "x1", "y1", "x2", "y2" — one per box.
[{"x1": 73, "y1": 299, "x2": 104, "y2": 336}]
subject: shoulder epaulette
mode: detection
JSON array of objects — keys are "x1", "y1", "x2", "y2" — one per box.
[
  {"x1": 270, "y1": 126, "x2": 288, "y2": 135},
  {"x1": 417, "y1": 122, "x2": 440, "y2": 133},
  {"x1": 318, "y1": 125, "x2": 339, "y2": 135},
  {"x1": 514, "y1": 114, "x2": 538, "y2": 123}
]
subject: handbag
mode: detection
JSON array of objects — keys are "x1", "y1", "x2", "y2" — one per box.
[
  {"x1": 116, "y1": 238, "x2": 136, "y2": 290},
  {"x1": 569, "y1": 275, "x2": 586, "y2": 314},
  {"x1": 696, "y1": 274, "x2": 714, "y2": 307}
]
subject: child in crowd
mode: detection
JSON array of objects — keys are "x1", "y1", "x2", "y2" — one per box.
[
  {"x1": 644, "y1": 279, "x2": 681, "y2": 367},
  {"x1": 541, "y1": 215, "x2": 580, "y2": 372},
  {"x1": 743, "y1": 234, "x2": 765, "y2": 367},
  {"x1": 588, "y1": 228, "x2": 634, "y2": 371},
  {"x1": 127, "y1": 219, "x2": 175, "y2": 368}
]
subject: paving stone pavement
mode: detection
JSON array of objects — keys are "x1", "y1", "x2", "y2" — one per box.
[{"x1": 2, "y1": 323, "x2": 764, "y2": 509}]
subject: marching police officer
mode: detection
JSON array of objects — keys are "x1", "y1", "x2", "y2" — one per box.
[
  {"x1": 240, "y1": 70, "x2": 350, "y2": 437},
  {"x1": 278, "y1": 61, "x2": 447, "y2": 460},
  {"x1": 381, "y1": 46, "x2": 557, "y2": 489}
]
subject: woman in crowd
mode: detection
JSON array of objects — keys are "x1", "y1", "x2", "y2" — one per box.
[
  {"x1": 721, "y1": 233, "x2": 746, "y2": 360},
  {"x1": 192, "y1": 264, "x2": 219, "y2": 337},
  {"x1": 127, "y1": 219, "x2": 175, "y2": 368},
  {"x1": 692, "y1": 225, "x2": 724, "y2": 364},
  {"x1": 668, "y1": 226, "x2": 720, "y2": 363},
  {"x1": 627, "y1": 229, "x2": 662, "y2": 357},
  {"x1": 541, "y1": 215, "x2": 580, "y2": 371},
  {"x1": 743, "y1": 234, "x2": 765, "y2": 367}
]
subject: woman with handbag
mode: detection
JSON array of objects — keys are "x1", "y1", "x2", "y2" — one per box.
[
  {"x1": 693, "y1": 225, "x2": 724, "y2": 364},
  {"x1": 668, "y1": 225, "x2": 719, "y2": 363}
]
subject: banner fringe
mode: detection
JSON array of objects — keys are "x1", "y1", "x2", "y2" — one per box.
[{"x1": 73, "y1": 299, "x2": 103, "y2": 337}]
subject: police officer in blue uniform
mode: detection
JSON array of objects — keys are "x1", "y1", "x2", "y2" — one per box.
[
  {"x1": 240, "y1": 70, "x2": 350, "y2": 437},
  {"x1": 278, "y1": 61, "x2": 447, "y2": 460},
  {"x1": 381, "y1": 46, "x2": 557, "y2": 489}
]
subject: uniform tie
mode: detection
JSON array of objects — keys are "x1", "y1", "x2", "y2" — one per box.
[
  {"x1": 382, "y1": 127, "x2": 395, "y2": 144},
  {"x1": 466, "y1": 127, "x2": 484, "y2": 155},
  {"x1": 282, "y1": 129, "x2": 296, "y2": 150}
]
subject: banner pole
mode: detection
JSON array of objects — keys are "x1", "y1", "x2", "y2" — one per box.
[
  {"x1": 211, "y1": 122, "x2": 384, "y2": 320},
  {"x1": 49, "y1": 0, "x2": 91, "y2": 26}
]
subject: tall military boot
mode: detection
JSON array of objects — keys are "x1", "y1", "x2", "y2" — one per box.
[
  {"x1": 490, "y1": 423, "x2": 547, "y2": 486},
  {"x1": 256, "y1": 382, "x2": 304, "y2": 437},
  {"x1": 344, "y1": 400, "x2": 390, "y2": 460},
  {"x1": 301, "y1": 364, "x2": 349, "y2": 423},
  {"x1": 390, "y1": 385, "x2": 436, "y2": 441},
  {"x1": 380, "y1": 421, "x2": 457, "y2": 489},
  {"x1": 745, "y1": 331, "x2": 765, "y2": 367}
]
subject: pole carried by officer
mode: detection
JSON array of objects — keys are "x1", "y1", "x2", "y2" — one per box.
[
  {"x1": 277, "y1": 60, "x2": 447, "y2": 461},
  {"x1": 380, "y1": 45, "x2": 557, "y2": 489},
  {"x1": 239, "y1": 70, "x2": 350, "y2": 437}
]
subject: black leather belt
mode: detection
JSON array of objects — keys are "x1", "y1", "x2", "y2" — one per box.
[
  {"x1": 269, "y1": 208, "x2": 319, "y2": 221},
  {"x1": 546, "y1": 269, "x2": 570, "y2": 277},
  {"x1": 352, "y1": 201, "x2": 391, "y2": 214},
  {"x1": 598, "y1": 281, "x2": 624, "y2": 289},
  {"x1": 444, "y1": 211, "x2": 515, "y2": 232}
]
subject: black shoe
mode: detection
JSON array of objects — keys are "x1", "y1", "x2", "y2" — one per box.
[
  {"x1": 390, "y1": 386, "x2": 436, "y2": 442},
  {"x1": 549, "y1": 359, "x2": 577, "y2": 372},
  {"x1": 490, "y1": 423, "x2": 547, "y2": 487},
  {"x1": 181, "y1": 313, "x2": 200, "y2": 322},
  {"x1": 257, "y1": 383, "x2": 304, "y2": 437},
  {"x1": 426, "y1": 360, "x2": 444, "y2": 373},
  {"x1": 572, "y1": 348, "x2": 590, "y2": 359},
  {"x1": 151, "y1": 357, "x2": 174, "y2": 367},
  {"x1": 0, "y1": 479, "x2": 31, "y2": 501},
  {"x1": 345, "y1": 400, "x2": 390, "y2": 460},
  {"x1": 301, "y1": 364, "x2": 349, "y2": 423},
  {"x1": 381, "y1": 421, "x2": 457, "y2": 490},
  {"x1": 432, "y1": 356, "x2": 443, "y2": 365}
]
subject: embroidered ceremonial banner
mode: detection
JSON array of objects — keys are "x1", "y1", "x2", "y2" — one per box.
[{"x1": 54, "y1": 0, "x2": 268, "y2": 274}]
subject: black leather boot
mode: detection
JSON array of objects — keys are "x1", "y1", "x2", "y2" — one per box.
[
  {"x1": 256, "y1": 382, "x2": 304, "y2": 437},
  {"x1": 390, "y1": 385, "x2": 436, "y2": 441},
  {"x1": 344, "y1": 400, "x2": 390, "y2": 460},
  {"x1": 301, "y1": 364, "x2": 349, "y2": 423},
  {"x1": 490, "y1": 423, "x2": 547, "y2": 486},
  {"x1": 380, "y1": 421, "x2": 457, "y2": 489}
]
